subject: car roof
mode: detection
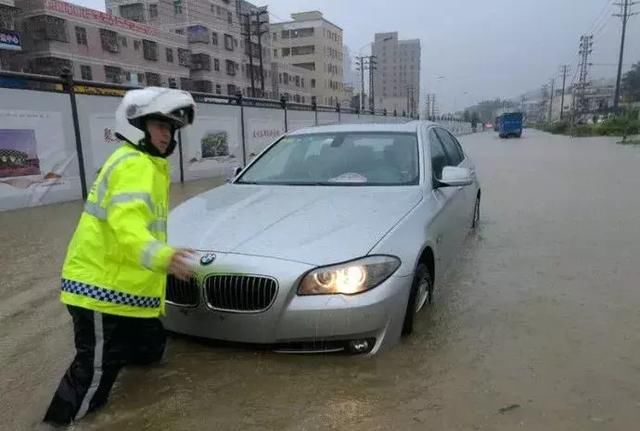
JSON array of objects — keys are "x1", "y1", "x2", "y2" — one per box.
[{"x1": 287, "y1": 120, "x2": 437, "y2": 136}]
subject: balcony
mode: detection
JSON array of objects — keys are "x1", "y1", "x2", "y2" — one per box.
[{"x1": 191, "y1": 53, "x2": 211, "y2": 71}]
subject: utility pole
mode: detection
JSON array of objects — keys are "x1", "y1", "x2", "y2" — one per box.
[
  {"x1": 255, "y1": 8, "x2": 269, "y2": 96},
  {"x1": 431, "y1": 93, "x2": 436, "y2": 118},
  {"x1": 356, "y1": 56, "x2": 365, "y2": 110},
  {"x1": 241, "y1": 13, "x2": 256, "y2": 97},
  {"x1": 559, "y1": 65, "x2": 570, "y2": 120},
  {"x1": 425, "y1": 94, "x2": 431, "y2": 119},
  {"x1": 576, "y1": 35, "x2": 593, "y2": 117},
  {"x1": 613, "y1": 0, "x2": 638, "y2": 110},
  {"x1": 548, "y1": 78, "x2": 555, "y2": 122}
]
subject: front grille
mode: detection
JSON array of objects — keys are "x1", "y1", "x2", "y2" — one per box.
[
  {"x1": 166, "y1": 275, "x2": 199, "y2": 307},
  {"x1": 204, "y1": 275, "x2": 277, "y2": 312}
]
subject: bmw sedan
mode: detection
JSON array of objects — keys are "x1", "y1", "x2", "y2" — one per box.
[{"x1": 164, "y1": 121, "x2": 481, "y2": 355}]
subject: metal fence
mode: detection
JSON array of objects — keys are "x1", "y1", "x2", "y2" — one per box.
[{"x1": 0, "y1": 70, "x2": 473, "y2": 211}]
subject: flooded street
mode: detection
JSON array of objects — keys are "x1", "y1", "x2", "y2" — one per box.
[{"x1": 2, "y1": 129, "x2": 640, "y2": 430}]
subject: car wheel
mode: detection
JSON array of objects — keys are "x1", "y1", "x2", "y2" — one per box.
[
  {"x1": 472, "y1": 193, "x2": 481, "y2": 229},
  {"x1": 402, "y1": 263, "x2": 433, "y2": 336}
]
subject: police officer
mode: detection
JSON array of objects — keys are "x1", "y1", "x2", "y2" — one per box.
[{"x1": 43, "y1": 87, "x2": 197, "y2": 426}]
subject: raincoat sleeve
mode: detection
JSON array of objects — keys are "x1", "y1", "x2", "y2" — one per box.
[{"x1": 105, "y1": 157, "x2": 174, "y2": 273}]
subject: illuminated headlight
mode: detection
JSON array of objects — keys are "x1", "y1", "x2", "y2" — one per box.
[{"x1": 298, "y1": 256, "x2": 401, "y2": 295}]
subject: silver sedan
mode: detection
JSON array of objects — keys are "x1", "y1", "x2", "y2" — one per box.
[{"x1": 164, "y1": 121, "x2": 481, "y2": 355}]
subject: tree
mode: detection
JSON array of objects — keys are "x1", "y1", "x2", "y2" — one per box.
[
  {"x1": 463, "y1": 110, "x2": 471, "y2": 122},
  {"x1": 622, "y1": 62, "x2": 640, "y2": 102}
]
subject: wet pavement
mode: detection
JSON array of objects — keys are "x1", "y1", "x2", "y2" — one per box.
[{"x1": 2, "y1": 129, "x2": 640, "y2": 430}]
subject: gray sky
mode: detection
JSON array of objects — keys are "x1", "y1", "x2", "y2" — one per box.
[{"x1": 74, "y1": 0, "x2": 640, "y2": 112}]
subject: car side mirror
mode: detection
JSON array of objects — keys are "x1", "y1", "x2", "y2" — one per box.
[
  {"x1": 226, "y1": 166, "x2": 244, "y2": 183},
  {"x1": 436, "y1": 166, "x2": 473, "y2": 188}
]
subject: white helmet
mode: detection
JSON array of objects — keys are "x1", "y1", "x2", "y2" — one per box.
[{"x1": 115, "y1": 86, "x2": 196, "y2": 145}]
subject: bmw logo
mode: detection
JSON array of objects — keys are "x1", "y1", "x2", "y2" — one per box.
[{"x1": 200, "y1": 253, "x2": 216, "y2": 266}]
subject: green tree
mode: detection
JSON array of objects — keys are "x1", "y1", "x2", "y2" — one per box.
[{"x1": 622, "y1": 62, "x2": 640, "y2": 102}]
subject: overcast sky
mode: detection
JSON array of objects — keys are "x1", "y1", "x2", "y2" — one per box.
[{"x1": 74, "y1": 0, "x2": 640, "y2": 112}]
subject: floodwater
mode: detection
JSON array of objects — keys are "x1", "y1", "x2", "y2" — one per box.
[{"x1": 2, "y1": 129, "x2": 640, "y2": 430}]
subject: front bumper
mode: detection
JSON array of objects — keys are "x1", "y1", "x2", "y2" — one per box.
[{"x1": 161, "y1": 252, "x2": 412, "y2": 354}]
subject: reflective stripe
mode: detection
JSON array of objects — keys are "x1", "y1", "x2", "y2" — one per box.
[
  {"x1": 61, "y1": 279, "x2": 161, "y2": 308},
  {"x1": 75, "y1": 311, "x2": 103, "y2": 420},
  {"x1": 109, "y1": 192, "x2": 156, "y2": 214},
  {"x1": 95, "y1": 151, "x2": 141, "y2": 206},
  {"x1": 148, "y1": 220, "x2": 167, "y2": 232},
  {"x1": 84, "y1": 201, "x2": 107, "y2": 220},
  {"x1": 142, "y1": 240, "x2": 164, "y2": 270}
]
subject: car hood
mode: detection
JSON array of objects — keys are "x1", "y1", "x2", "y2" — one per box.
[{"x1": 169, "y1": 184, "x2": 422, "y2": 266}]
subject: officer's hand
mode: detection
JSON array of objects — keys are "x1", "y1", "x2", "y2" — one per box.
[{"x1": 169, "y1": 248, "x2": 196, "y2": 281}]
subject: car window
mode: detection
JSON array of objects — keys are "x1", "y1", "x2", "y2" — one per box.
[
  {"x1": 237, "y1": 132, "x2": 419, "y2": 186},
  {"x1": 429, "y1": 129, "x2": 448, "y2": 180},
  {"x1": 434, "y1": 128, "x2": 463, "y2": 166}
]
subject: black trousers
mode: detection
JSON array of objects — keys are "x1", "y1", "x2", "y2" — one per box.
[{"x1": 43, "y1": 305, "x2": 167, "y2": 426}]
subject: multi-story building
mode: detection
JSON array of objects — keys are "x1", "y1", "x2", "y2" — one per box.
[
  {"x1": 0, "y1": 0, "x2": 23, "y2": 69},
  {"x1": 271, "y1": 11, "x2": 350, "y2": 107},
  {"x1": 342, "y1": 44, "x2": 357, "y2": 89},
  {"x1": 106, "y1": 0, "x2": 272, "y2": 97},
  {"x1": 372, "y1": 32, "x2": 421, "y2": 115},
  {"x1": 271, "y1": 61, "x2": 311, "y2": 103},
  {"x1": 9, "y1": 0, "x2": 189, "y2": 87}
]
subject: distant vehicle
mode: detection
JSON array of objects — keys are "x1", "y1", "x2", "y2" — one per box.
[
  {"x1": 497, "y1": 112, "x2": 523, "y2": 138},
  {"x1": 485, "y1": 123, "x2": 494, "y2": 129},
  {"x1": 164, "y1": 121, "x2": 482, "y2": 355},
  {"x1": 495, "y1": 116, "x2": 501, "y2": 133}
]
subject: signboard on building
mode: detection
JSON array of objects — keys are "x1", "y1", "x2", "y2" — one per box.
[
  {"x1": 0, "y1": 30, "x2": 21, "y2": 51},
  {"x1": 44, "y1": 0, "x2": 159, "y2": 36}
]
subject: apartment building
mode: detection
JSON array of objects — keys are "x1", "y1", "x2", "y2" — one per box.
[
  {"x1": 106, "y1": 0, "x2": 272, "y2": 97},
  {"x1": 0, "y1": 0, "x2": 22, "y2": 68},
  {"x1": 372, "y1": 32, "x2": 421, "y2": 115},
  {"x1": 271, "y1": 61, "x2": 311, "y2": 103},
  {"x1": 7, "y1": 0, "x2": 189, "y2": 87},
  {"x1": 271, "y1": 11, "x2": 350, "y2": 106}
]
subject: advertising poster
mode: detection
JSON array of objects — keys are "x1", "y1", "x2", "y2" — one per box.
[
  {"x1": 182, "y1": 115, "x2": 242, "y2": 181},
  {"x1": 0, "y1": 110, "x2": 81, "y2": 211}
]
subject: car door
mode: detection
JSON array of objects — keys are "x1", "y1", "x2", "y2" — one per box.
[
  {"x1": 432, "y1": 128, "x2": 469, "y2": 253},
  {"x1": 436, "y1": 128, "x2": 477, "y2": 227},
  {"x1": 426, "y1": 127, "x2": 464, "y2": 273}
]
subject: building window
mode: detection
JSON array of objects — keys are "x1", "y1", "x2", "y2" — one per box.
[
  {"x1": 272, "y1": 32, "x2": 277, "y2": 41},
  {"x1": 120, "y1": 3, "x2": 145, "y2": 22},
  {"x1": 227, "y1": 11, "x2": 233, "y2": 24},
  {"x1": 216, "y1": 5, "x2": 222, "y2": 15},
  {"x1": 282, "y1": 48, "x2": 290, "y2": 57},
  {"x1": 104, "y1": 66, "x2": 122, "y2": 84},
  {"x1": 180, "y1": 78, "x2": 192, "y2": 90},
  {"x1": 283, "y1": 73, "x2": 289, "y2": 85},
  {"x1": 294, "y1": 62, "x2": 315, "y2": 71},
  {"x1": 281, "y1": 30, "x2": 290, "y2": 39},
  {"x1": 30, "y1": 16, "x2": 69, "y2": 42},
  {"x1": 166, "y1": 47, "x2": 174, "y2": 63},
  {"x1": 137, "y1": 73, "x2": 145, "y2": 83},
  {"x1": 193, "y1": 80, "x2": 212, "y2": 93},
  {"x1": 224, "y1": 34, "x2": 234, "y2": 51},
  {"x1": 273, "y1": 48, "x2": 277, "y2": 57},
  {"x1": 143, "y1": 40, "x2": 158, "y2": 61},
  {"x1": 145, "y1": 72, "x2": 161, "y2": 86},
  {"x1": 227, "y1": 84, "x2": 236, "y2": 95},
  {"x1": 226, "y1": 60, "x2": 236, "y2": 76},
  {"x1": 119, "y1": 36, "x2": 127, "y2": 47},
  {"x1": 295, "y1": 76, "x2": 300, "y2": 87},
  {"x1": 214, "y1": 58, "x2": 220, "y2": 71},
  {"x1": 311, "y1": 79, "x2": 316, "y2": 88},
  {"x1": 212, "y1": 32, "x2": 218, "y2": 45},
  {"x1": 75, "y1": 26, "x2": 87, "y2": 46},
  {"x1": 178, "y1": 48, "x2": 191, "y2": 67},
  {"x1": 191, "y1": 53, "x2": 211, "y2": 71},
  {"x1": 80, "y1": 65, "x2": 92, "y2": 81},
  {"x1": 124, "y1": 71, "x2": 131, "y2": 82},
  {"x1": 100, "y1": 29, "x2": 119, "y2": 53},
  {"x1": 149, "y1": 4, "x2": 158, "y2": 18},
  {"x1": 290, "y1": 28, "x2": 314, "y2": 38},
  {"x1": 175, "y1": 28, "x2": 184, "y2": 35},
  {"x1": 216, "y1": 84, "x2": 221, "y2": 94},
  {"x1": 134, "y1": 40, "x2": 141, "y2": 51},
  {"x1": 188, "y1": 25, "x2": 210, "y2": 44},
  {"x1": 301, "y1": 78, "x2": 305, "y2": 88},
  {"x1": 174, "y1": 0, "x2": 183, "y2": 15}
]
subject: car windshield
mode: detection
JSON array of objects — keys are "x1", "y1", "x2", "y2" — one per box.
[{"x1": 236, "y1": 132, "x2": 419, "y2": 186}]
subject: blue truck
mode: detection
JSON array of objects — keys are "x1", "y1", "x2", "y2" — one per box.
[{"x1": 497, "y1": 112, "x2": 523, "y2": 138}]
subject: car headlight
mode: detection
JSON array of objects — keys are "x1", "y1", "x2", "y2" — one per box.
[{"x1": 298, "y1": 255, "x2": 401, "y2": 295}]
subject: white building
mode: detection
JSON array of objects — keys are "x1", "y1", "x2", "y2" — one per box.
[{"x1": 372, "y1": 32, "x2": 420, "y2": 115}]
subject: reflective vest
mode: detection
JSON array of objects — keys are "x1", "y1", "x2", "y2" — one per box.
[{"x1": 60, "y1": 143, "x2": 174, "y2": 318}]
